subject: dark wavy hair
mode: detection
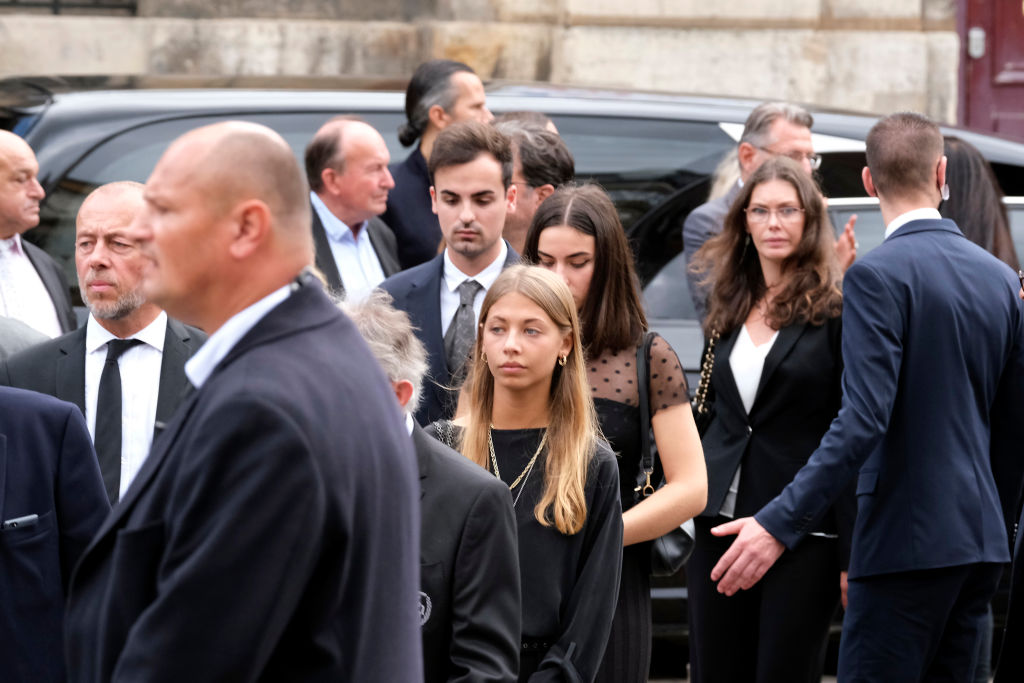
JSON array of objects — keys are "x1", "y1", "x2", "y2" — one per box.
[
  {"x1": 398, "y1": 59, "x2": 476, "y2": 147},
  {"x1": 941, "y1": 136, "x2": 1019, "y2": 269},
  {"x1": 691, "y1": 157, "x2": 842, "y2": 335},
  {"x1": 523, "y1": 182, "x2": 647, "y2": 357}
]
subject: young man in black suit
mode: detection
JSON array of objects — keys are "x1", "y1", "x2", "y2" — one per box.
[
  {"x1": 381, "y1": 120, "x2": 519, "y2": 426},
  {"x1": 0, "y1": 181, "x2": 205, "y2": 504},
  {"x1": 342, "y1": 289, "x2": 521, "y2": 683},
  {"x1": 304, "y1": 117, "x2": 401, "y2": 299},
  {"x1": 0, "y1": 130, "x2": 77, "y2": 336},
  {"x1": 65, "y1": 121, "x2": 423, "y2": 682}
]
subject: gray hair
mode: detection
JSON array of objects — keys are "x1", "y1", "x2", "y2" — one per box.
[
  {"x1": 494, "y1": 120, "x2": 575, "y2": 188},
  {"x1": 338, "y1": 290, "x2": 428, "y2": 417},
  {"x1": 398, "y1": 60, "x2": 476, "y2": 147},
  {"x1": 740, "y1": 102, "x2": 814, "y2": 148}
]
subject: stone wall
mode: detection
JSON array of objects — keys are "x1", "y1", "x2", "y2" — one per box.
[{"x1": 0, "y1": 0, "x2": 960, "y2": 122}]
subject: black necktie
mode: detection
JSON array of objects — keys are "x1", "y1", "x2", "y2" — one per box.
[
  {"x1": 95, "y1": 338, "x2": 142, "y2": 504},
  {"x1": 444, "y1": 279, "x2": 483, "y2": 379}
]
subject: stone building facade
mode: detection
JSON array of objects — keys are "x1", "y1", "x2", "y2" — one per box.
[{"x1": 0, "y1": 0, "x2": 958, "y2": 122}]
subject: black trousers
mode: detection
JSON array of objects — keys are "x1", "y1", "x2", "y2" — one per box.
[
  {"x1": 687, "y1": 516, "x2": 840, "y2": 683},
  {"x1": 840, "y1": 562, "x2": 1002, "y2": 682}
]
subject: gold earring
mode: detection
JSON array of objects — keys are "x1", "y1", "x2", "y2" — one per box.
[
  {"x1": 558, "y1": 355, "x2": 567, "y2": 367},
  {"x1": 481, "y1": 351, "x2": 488, "y2": 364}
]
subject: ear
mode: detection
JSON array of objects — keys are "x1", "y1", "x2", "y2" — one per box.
[
  {"x1": 430, "y1": 186, "x2": 438, "y2": 216},
  {"x1": 737, "y1": 142, "x2": 759, "y2": 178},
  {"x1": 227, "y1": 199, "x2": 271, "y2": 260},
  {"x1": 559, "y1": 331, "x2": 573, "y2": 363},
  {"x1": 428, "y1": 104, "x2": 450, "y2": 130},
  {"x1": 391, "y1": 379, "x2": 415, "y2": 410},
  {"x1": 505, "y1": 183, "x2": 517, "y2": 214},
  {"x1": 534, "y1": 183, "x2": 555, "y2": 204},
  {"x1": 936, "y1": 155, "x2": 948, "y2": 192},
  {"x1": 320, "y1": 167, "x2": 337, "y2": 195},
  {"x1": 861, "y1": 167, "x2": 877, "y2": 198}
]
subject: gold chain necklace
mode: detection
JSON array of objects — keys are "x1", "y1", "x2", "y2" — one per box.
[{"x1": 488, "y1": 426, "x2": 548, "y2": 490}]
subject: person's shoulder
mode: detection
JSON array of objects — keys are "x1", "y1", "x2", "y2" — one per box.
[
  {"x1": 5, "y1": 328, "x2": 77, "y2": 370},
  {"x1": 420, "y1": 435, "x2": 503, "y2": 492},
  {"x1": 380, "y1": 255, "x2": 443, "y2": 295},
  {"x1": 0, "y1": 384, "x2": 76, "y2": 419},
  {"x1": 167, "y1": 317, "x2": 208, "y2": 348}
]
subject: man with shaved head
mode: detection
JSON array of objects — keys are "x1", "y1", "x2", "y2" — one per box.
[
  {"x1": 0, "y1": 181, "x2": 205, "y2": 504},
  {"x1": 305, "y1": 116, "x2": 400, "y2": 300},
  {"x1": 65, "y1": 122, "x2": 423, "y2": 682},
  {"x1": 0, "y1": 130, "x2": 76, "y2": 337}
]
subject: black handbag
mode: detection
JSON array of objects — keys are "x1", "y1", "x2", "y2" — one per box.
[
  {"x1": 634, "y1": 332, "x2": 696, "y2": 577},
  {"x1": 691, "y1": 329, "x2": 719, "y2": 437}
]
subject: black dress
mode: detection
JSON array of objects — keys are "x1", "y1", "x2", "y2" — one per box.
[
  {"x1": 589, "y1": 334, "x2": 690, "y2": 683},
  {"x1": 429, "y1": 424, "x2": 623, "y2": 682}
]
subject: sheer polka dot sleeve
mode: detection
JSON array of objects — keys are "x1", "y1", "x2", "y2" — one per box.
[{"x1": 646, "y1": 333, "x2": 690, "y2": 415}]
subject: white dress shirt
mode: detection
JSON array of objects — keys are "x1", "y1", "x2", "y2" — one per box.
[
  {"x1": 310, "y1": 192, "x2": 386, "y2": 302},
  {"x1": 186, "y1": 284, "x2": 291, "y2": 389},
  {"x1": 0, "y1": 234, "x2": 63, "y2": 338},
  {"x1": 719, "y1": 324, "x2": 778, "y2": 519},
  {"x1": 884, "y1": 208, "x2": 942, "y2": 240},
  {"x1": 440, "y1": 241, "x2": 509, "y2": 337},
  {"x1": 85, "y1": 311, "x2": 167, "y2": 497}
]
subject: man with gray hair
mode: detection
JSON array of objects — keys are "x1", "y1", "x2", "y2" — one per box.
[
  {"x1": 682, "y1": 101, "x2": 857, "y2": 320},
  {"x1": 340, "y1": 289, "x2": 521, "y2": 683},
  {"x1": 0, "y1": 181, "x2": 205, "y2": 503},
  {"x1": 495, "y1": 119, "x2": 575, "y2": 254},
  {"x1": 383, "y1": 59, "x2": 494, "y2": 269}
]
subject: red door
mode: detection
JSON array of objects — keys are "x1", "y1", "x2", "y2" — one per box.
[{"x1": 962, "y1": 0, "x2": 1024, "y2": 140}]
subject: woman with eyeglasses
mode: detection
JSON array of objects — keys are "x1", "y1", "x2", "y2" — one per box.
[
  {"x1": 430, "y1": 264, "x2": 624, "y2": 682},
  {"x1": 686, "y1": 156, "x2": 854, "y2": 683}
]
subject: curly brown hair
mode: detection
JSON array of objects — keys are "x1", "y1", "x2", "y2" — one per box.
[{"x1": 691, "y1": 157, "x2": 842, "y2": 336}]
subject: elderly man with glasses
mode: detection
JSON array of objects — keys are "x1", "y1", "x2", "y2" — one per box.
[{"x1": 682, "y1": 101, "x2": 857, "y2": 321}]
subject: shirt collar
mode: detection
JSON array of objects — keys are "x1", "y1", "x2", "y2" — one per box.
[
  {"x1": 185, "y1": 284, "x2": 291, "y2": 389},
  {"x1": 310, "y1": 191, "x2": 366, "y2": 244},
  {"x1": 0, "y1": 234, "x2": 24, "y2": 256},
  {"x1": 86, "y1": 310, "x2": 168, "y2": 354},
  {"x1": 884, "y1": 208, "x2": 942, "y2": 240},
  {"x1": 442, "y1": 240, "x2": 508, "y2": 294},
  {"x1": 405, "y1": 412, "x2": 415, "y2": 437}
]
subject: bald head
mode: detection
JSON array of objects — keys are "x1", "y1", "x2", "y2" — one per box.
[
  {"x1": 0, "y1": 130, "x2": 45, "y2": 238},
  {"x1": 79, "y1": 181, "x2": 145, "y2": 227},
  {"x1": 132, "y1": 121, "x2": 314, "y2": 332}
]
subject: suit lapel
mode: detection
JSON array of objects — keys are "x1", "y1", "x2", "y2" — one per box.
[
  {"x1": 711, "y1": 327, "x2": 746, "y2": 417},
  {"x1": 154, "y1": 319, "x2": 192, "y2": 428},
  {"x1": 413, "y1": 256, "x2": 449, "y2": 379},
  {"x1": 411, "y1": 423, "x2": 431, "y2": 501},
  {"x1": 23, "y1": 241, "x2": 73, "y2": 333},
  {"x1": 310, "y1": 208, "x2": 344, "y2": 294},
  {"x1": 56, "y1": 328, "x2": 87, "y2": 414},
  {"x1": 367, "y1": 218, "x2": 401, "y2": 277},
  {"x1": 751, "y1": 323, "x2": 808, "y2": 409}
]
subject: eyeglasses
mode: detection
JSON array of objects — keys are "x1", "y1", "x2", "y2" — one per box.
[
  {"x1": 745, "y1": 206, "x2": 805, "y2": 225},
  {"x1": 753, "y1": 145, "x2": 822, "y2": 171}
]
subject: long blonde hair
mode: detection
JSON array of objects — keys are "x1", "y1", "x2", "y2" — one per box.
[{"x1": 458, "y1": 265, "x2": 599, "y2": 534}]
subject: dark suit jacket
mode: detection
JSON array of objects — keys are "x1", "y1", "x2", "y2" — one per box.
[
  {"x1": 413, "y1": 423, "x2": 520, "y2": 683},
  {"x1": 65, "y1": 277, "x2": 423, "y2": 683},
  {"x1": 700, "y1": 317, "x2": 854, "y2": 566},
  {"x1": 996, "y1": 506, "x2": 1024, "y2": 681},
  {"x1": 381, "y1": 245, "x2": 520, "y2": 426},
  {"x1": 0, "y1": 387, "x2": 109, "y2": 683},
  {"x1": 310, "y1": 205, "x2": 401, "y2": 296},
  {"x1": 681, "y1": 181, "x2": 741, "y2": 322},
  {"x1": 0, "y1": 317, "x2": 206, "y2": 440},
  {"x1": 23, "y1": 239, "x2": 77, "y2": 333},
  {"x1": 757, "y1": 219, "x2": 1024, "y2": 579},
  {"x1": 382, "y1": 146, "x2": 443, "y2": 270}
]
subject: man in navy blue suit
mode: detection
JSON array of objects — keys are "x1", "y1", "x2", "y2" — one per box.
[
  {"x1": 708, "y1": 112, "x2": 1024, "y2": 681},
  {"x1": 381, "y1": 120, "x2": 519, "y2": 426}
]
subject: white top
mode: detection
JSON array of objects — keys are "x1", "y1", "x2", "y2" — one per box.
[
  {"x1": 884, "y1": 207, "x2": 942, "y2": 240},
  {"x1": 310, "y1": 192, "x2": 386, "y2": 302},
  {"x1": 719, "y1": 324, "x2": 778, "y2": 519},
  {"x1": 439, "y1": 241, "x2": 508, "y2": 337},
  {"x1": 0, "y1": 234, "x2": 63, "y2": 338},
  {"x1": 186, "y1": 284, "x2": 292, "y2": 389},
  {"x1": 85, "y1": 311, "x2": 167, "y2": 497}
]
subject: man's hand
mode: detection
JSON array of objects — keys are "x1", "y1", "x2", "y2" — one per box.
[
  {"x1": 835, "y1": 214, "x2": 858, "y2": 271},
  {"x1": 840, "y1": 570, "x2": 849, "y2": 609},
  {"x1": 709, "y1": 517, "x2": 785, "y2": 595}
]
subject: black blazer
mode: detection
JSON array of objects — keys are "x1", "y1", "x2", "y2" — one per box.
[
  {"x1": 382, "y1": 146, "x2": 443, "y2": 270},
  {"x1": 0, "y1": 387, "x2": 109, "y2": 683},
  {"x1": 310, "y1": 206, "x2": 401, "y2": 296},
  {"x1": 700, "y1": 317, "x2": 854, "y2": 563},
  {"x1": 65, "y1": 277, "x2": 424, "y2": 682},
  {"x1": 23, "y1": 239, "x2": 77, "y2": 333},
  {"x1": 413, "y1": 423, "x2": 520, "y2": 683},
  {"x1": 381, "y1": 245, "x2": 520, "y2": 426},
  {"x1": 0, "y1": 317, "x2": 206, "y2": 438}
]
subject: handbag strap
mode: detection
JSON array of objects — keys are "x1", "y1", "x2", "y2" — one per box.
[
  {"x1": 693, "y1": 328, "x2": 719, "y2": 416},
  {"x1": 634, "y1": 331, "x2": 657, "y2": 497}
]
